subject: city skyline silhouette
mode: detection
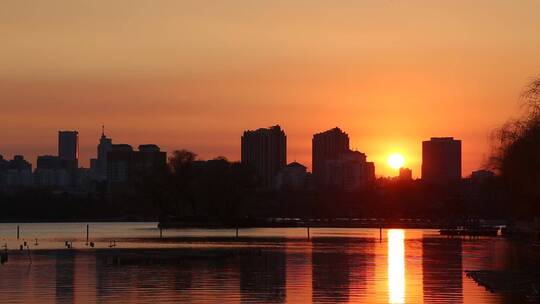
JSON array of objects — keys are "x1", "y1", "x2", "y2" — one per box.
[
  {"x1": 3, "y1": 2, "x2": 540, "y2": 177},
  {"x1": 3, "y1": 2, "x2": 540, "y2": 303}
]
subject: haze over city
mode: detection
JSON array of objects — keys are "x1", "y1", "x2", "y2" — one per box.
[{"x1": 3, "y1": 1, "x2": 540, "y2": 177}]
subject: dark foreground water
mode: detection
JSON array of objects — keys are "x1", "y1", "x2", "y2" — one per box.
[{"x1": 0, "y1": 223, "x2": 533, "y2": 303}]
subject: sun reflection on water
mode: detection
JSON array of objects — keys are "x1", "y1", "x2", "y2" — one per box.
[{"x1": 388, "y1": 229, "x2": 405, "y2": 304}]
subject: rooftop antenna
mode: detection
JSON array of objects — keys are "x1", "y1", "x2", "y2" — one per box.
[{"x1": 101, "y1": 124, "x2": 105, "y2": 137}]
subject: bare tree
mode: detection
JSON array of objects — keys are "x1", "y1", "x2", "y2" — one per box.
[{"x1": 489, "y1": 77, "x2": 540, "y2": 216}]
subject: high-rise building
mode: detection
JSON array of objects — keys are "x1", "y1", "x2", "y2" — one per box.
[
  {"x1": 241, "y1": 125, "x2": 286, "y2": 187},
  {"x1": 90, "y1": 126, "x2": 113, "y2": 181},
  {"x1": 312, "y1": 127, "x2": 350, "y2": 186},
  {"x1": 399, "y1": 168, "x2": 413, "y2": 181},
  {"x1": 275, "y1": 162, "x2": 308, "y2": 191},
  {"x1": 107, "y1": 144, "x2": 167, "y2": 193},
  {"x1": 58, "y1": 130, "x2": 79, "y2": 186},
  {"x1": 58, "y1": 131, "x2": 79, "y2": 161},
  {"x1": 0, "y1": 155, "x2": 33, "y2": 189},
  {"x1": 421, "y1": 137, "x2": 461, "y2": 183},
  {"x1": 34, "y1": 155, "x2": 69, "y2": 188},
  {"x1": 325, "y1": 150, "x2": 375, "y2": 190}
]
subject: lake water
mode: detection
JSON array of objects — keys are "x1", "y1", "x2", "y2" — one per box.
[{"x1": 0, "y1": 223, "x2": 531, "y2": 303}]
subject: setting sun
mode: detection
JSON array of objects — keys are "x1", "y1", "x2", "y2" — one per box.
[{"x1": 388, "y1": 153, "x2": 405, "y2": 170}]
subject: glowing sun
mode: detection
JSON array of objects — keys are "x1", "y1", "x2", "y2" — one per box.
[{"x1": 387, "y1": 153, "x2": 405, "y2": 169}]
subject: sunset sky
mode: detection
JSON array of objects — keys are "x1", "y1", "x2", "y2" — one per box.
[{"x1": 2, "y1": 0, "x2": 540, "y2": 177}]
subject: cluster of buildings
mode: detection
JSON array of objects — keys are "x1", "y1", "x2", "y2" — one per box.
[
  {"x1": 241, "y1": 126, "x2": 466, "y2": 190},
  {"x1": 0, "y1": 124, "x2": 473, "y2": 194},
  {"x1": 0, "y1": 128, "x2": 166, "y2": 193},
  {"x1": 0, "y1": 131, "x2": 81, "y2": 190},
  {"x1": 241, "y1": 126, "x2": 376, "y2": 191},
  {"x1": 89, "y1": 128, "x2": 167, "y2": 193}
]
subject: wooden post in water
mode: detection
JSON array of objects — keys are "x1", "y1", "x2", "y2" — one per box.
[
  {"x1": 86, "y1": 224, "x2": 89, "y2": 245},
  {"x1": 307, "y1": 227, "x2": 310, "y2": 240},
  {"x1": 236, "y1": 227, "x2": 239, "y2": 238},
  {"x1": 17, "y1": 226, "x2": 20, "y2": 240},
  {"x1": 379, "y1": 227, "x2": 382, "y2": 242},
  {"x1": 160, "y1": 227, "x2": 163, "y2": 239}
]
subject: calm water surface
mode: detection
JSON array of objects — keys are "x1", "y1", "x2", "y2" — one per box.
[{"x1": 0, "y1": 223, "x2": 528, "y2": 303}]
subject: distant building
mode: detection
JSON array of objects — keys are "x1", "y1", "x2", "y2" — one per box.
[
  {"x1": 399, "y1": 168, "x2": 413, "y2": 181},
  {"x1": 107, "y1": 144, "x2": 167, "y2": 193},
  {"x1": 58, "y1": 130, "x2": 79, "y2": 166},
  {"x1": 364, "y1": 162, "x2": 375, "y2": 183},
  {"x1": 8, "y1": 155, "x2": 32, "y2": 171},
  {"x1": 90, "y1": 126, "x2": 113, "y2": 181},
  {"x1": 471, "y1": 169, "x2": 494, "y2": 183},
  {"x1": 76, "y1": 168, "x2": 93, "y2": 192},
  {"x1": 241, "y1": 125, "x2": 286, "y2": 188},
  {"x1": 312, "y1": 127, "x2": 375, "y2": 190},
  {"x1": 34, "y1": 155, "x2": 69, "y2": 188},
  {"x1": 421, "y1": 137, "x2": 461, "y2": 183},
  {"x1": 275, "y1": 162, "x2": 308, "y2": 191},
  {"x1": 312, "y1": 127, "x2": 350, "y2": 186},
  {"x1": 0, "y1": 155, "x2": 33, "y2": 189},
  {"x1": 107, "y1": 144, "x2": 134, "y2": 186},
  {"x1": 325, "y1": 151, "x2": 375, "y2": 191},
  {"x1": 58, "y1": 130, "x2": 80, "y2": 187}
]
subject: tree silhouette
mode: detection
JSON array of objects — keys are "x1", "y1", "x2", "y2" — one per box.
[
  {"x1": 144, "y1": 149, "x2": 258, "y2": 222},
  {"x1": 490, "y1": 78, "x2": 540, "y2": 216}
]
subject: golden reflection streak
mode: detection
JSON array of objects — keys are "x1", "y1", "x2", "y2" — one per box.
[{"x1": 388, "y1": 229, "x2": 405, "y2": 304}]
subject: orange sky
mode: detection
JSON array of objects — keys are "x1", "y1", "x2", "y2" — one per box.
[{"x1": 2, "y1": 0, "x2": 540, "y2": 177}]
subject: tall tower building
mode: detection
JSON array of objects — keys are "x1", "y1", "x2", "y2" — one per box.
[
  {"x1": 241, "y1": 125, "x2": 286, "y2": 187},
  {"x1": 58, "y1": 131, "x2": 79, "y2": 161},
  {"x1": 58, "y1": 130, "x2": 79, "y2": 172},
  {"x1": 421, "y1": 137, "x2": 461, "y2": 183},
  {"x1": 97, "y1": 126, "x2": 113, "y2": 180},
  {"x1": 312, "y1": 127, "x2": 350, "y2": 185}
]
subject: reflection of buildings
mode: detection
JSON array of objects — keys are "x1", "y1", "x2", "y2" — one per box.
[
  {"x1": 55, "y1": 251, "x2": 75, "y2": 303},
  {"x1": 311, "y1": 239, "x2": 374, "y2": 303},
  {"x1": 240, "y1": 250, "x2": 286, "y2": 303},
  {"x1": 311, "y1": 240, "x2": 356, "y2": 303},
  {"x1": 422, "y1": 137, "x2": 461, "y2": 183},
  {"x1": 0, "y1": 237, "x2": 517, "y2": 303},
  {"x1": 241, "y1": 125, "x2": 287, "y2": 188},
  {"x1": 422, "y1": 237, "x2": 463, "y2": 302},
  {"x1": 285, "y1": 242, "x2": 312, "y2": 303},
  {"x1": 96, "y1": 255, "x2": 136, "y2": 302},
  {"x1": 312, "y1": 127, "x2": 375, "y2": 190}
]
